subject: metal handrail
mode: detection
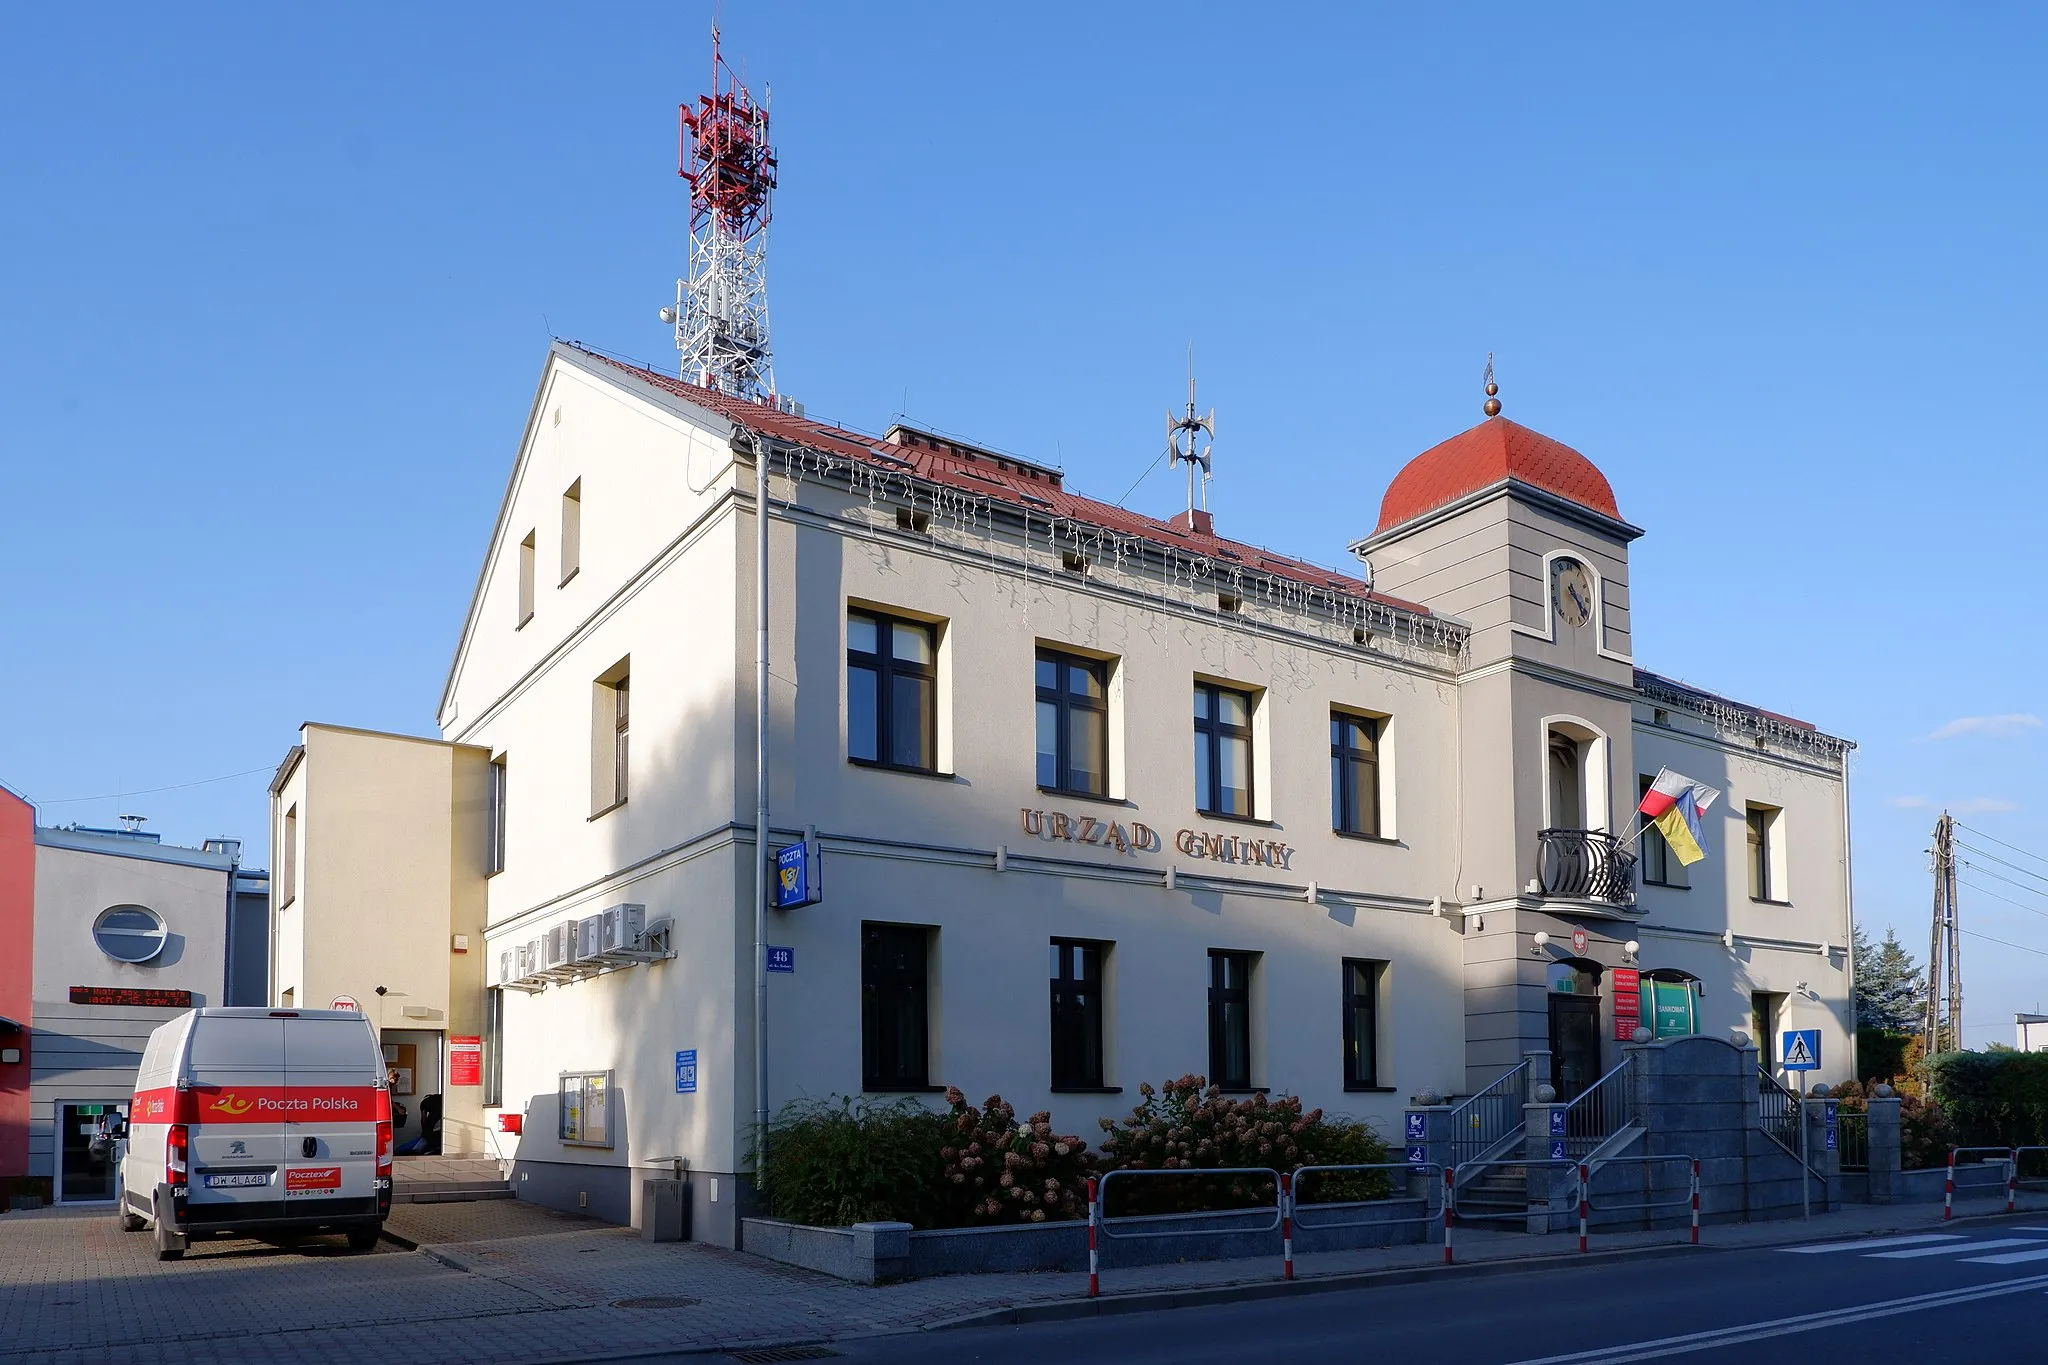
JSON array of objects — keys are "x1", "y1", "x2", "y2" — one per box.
[
  {"x1": 1756, "y1": 1068, "x2": 1802, "y2": 1154},
  {"x1": 1447, "y1": 1061, "x2": 1530, "y2": 1174},
  {"x1": 1581, "y1": 1154, "x2": 1702, "y2": 1245},
  {"x1": 1562, "y1": 1055, "x2": 1637, "y2": 1159},
  {"x1": 1287, "y1": 1162, "x2": 1451, "y2": 1274},
  {"x1": 1536, "y1": 828, "x2": 1639, "y2": 906},
  {"x1": 1087, "y1": 1167, "x2": 1284, "y2": 1298}
]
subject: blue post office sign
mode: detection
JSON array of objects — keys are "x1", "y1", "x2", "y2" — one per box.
[
  {"x1": 675, "y1": 1049, "x2": 698, "y2": 1094},
  {"x1": 766, "y1": 945, "x2": 795, "y2": 974},
  {"x1": 774, "y1": 840, "x2": 821, "y2": 908},
  {"x1": 1405, "y1": 1111, "x2": 1428, "y2": 1142},
  {"x1": 1782, "y1": 1029, "x2": 1821, "y2": 1072}
]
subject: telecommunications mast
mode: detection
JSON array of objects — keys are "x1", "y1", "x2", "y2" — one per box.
[{"x1": 660, "y1": 27, "x2": 778, "y2": 401}]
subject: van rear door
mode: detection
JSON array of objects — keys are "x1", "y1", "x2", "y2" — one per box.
[
  {"x1": 184, "y1": 1016, "x2": 288, "y2": 1215},
  {"x1": 282, "y1": 1017, "x2": 384, "y2": 1207}
]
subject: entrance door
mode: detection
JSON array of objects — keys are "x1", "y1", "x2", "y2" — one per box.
[
  {"x1": 57, "y1": 1103, "x2": 126, "y2": 1203},
  {"x1": 1752, "y1": 992, "x2": 1784, "y2": 1075},
  {"x1": 1548, "y1": 996, "x2": 1602, "y2": 1101}
]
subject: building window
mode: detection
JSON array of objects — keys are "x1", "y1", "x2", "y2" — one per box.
[
  {"x1": 559, "y1": 479, "x2": 582, "y2": 585},
  {"x1": 280, "y1": 804, "x2": 298, "y2": 907},
  {"x1": 1049, "y1": 939, "x2": 1106, "y2": 1089},
  {"x1": 592, "y1": 660, "x2": 630, "y2": 813},
  {"x1": 1194, "y1": 683, "x2": 1254, "y2": 818},
  {"x1": 1331, "y1": 712, "x2": 1380, "y2": 836},
  {"x1": 1342, "y1": 959, "x2": 1382, "y2": 1090},
  {"x1": 486, "y1": 756, "x2": 508, "y2": 876},
  {"x1": 1036, "y1": 649, "x2": 1108, "y2": 796},
  {"x1": 1638, "y1": 775, "x2": 1689, "y2": 888},
  {"x1": 1747, "y1": 803, "x2": 1784, "y2": 902},
  {"x1": 848, "y1": 610, "x2": 937, "y2": 772},
  {"x1": 483, "y1": 987, "x2": 504, "y2": 1107},
  {"x1": 862, "y1": 923, "x2": 931, "y2": 1090},
  {"x1": 93, "y1": 905, "x2": 168, "y2": 964},
  {"x1": 1207, "y1": 950, "x2": 1254, "y2": 1090},
  {"x1": 517, "y1": 530, "x2": 536, "y2": 627}
]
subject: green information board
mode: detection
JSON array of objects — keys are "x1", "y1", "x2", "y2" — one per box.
[{"x1": 1651, "y1": 980, "x2": 1696, "y2": 1038}]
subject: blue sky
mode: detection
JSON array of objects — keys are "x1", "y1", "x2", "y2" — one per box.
[{"x1": 2, "y1": 5, "x2": 2043, "y2": 1043}]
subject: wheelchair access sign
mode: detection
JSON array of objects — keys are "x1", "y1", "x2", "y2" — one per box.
[{"x1": 1781, "y1": 1029, "x2": 1821, "y2": 1072}]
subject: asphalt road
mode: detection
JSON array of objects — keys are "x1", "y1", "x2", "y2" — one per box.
[{"x1": 829, "y1": 1216, "x2": 2048, "y2": 1365}]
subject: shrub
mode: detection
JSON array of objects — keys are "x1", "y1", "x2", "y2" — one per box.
[
  {"x1": 1900, "y1": 1094, "x2": 1957, "y2": 1170},
  {"x1": 937, "y1": 1089, "x2": 1092, "y2": 1224},
  {"x1": 1857, "y1": 1030, "x2": 1912, "y2": 1087},
  {"x1": 1931, "y1": 1050, "x2": 2048, "y2": 1150},
  {"x1": 1095, "y1": 1075, "x2": 1390, "y2": 1214},
  {"x1": 756, "y1": 1096, "x2": 948, "y2": 1228}
]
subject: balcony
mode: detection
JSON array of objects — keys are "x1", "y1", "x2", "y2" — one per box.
[{"x1": 1536, "y1": 828, "x2": 1638, "y2": 908}]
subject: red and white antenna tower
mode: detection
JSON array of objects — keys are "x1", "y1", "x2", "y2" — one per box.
[{"x1": 660, "y1": 26, "x2": 778, "y2": 400}]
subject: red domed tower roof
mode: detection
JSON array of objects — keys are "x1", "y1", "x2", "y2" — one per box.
[{"x1": 1374, "y1": 416, "x2": 1621, "y2": 535}]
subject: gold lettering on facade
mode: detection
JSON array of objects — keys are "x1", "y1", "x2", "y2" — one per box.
[
  {"x1": 1130, "y1": 822, "x2": 1157, "y2": 852},
  {"x1": 1105, "y1": 822, "x2": 1129, "y2": 852},
  {"x1": 1020, "y1": 808, "x2": 1044, "y2": 837},
  {"x1": 1077, "y1": 817, "x2": 1102, "y2": 844},
  {"x1": 1049, "y1": 812, "x2": 1072, "y2": 841}
]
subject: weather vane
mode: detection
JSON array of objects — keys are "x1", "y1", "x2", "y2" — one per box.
[{"x1": 1166, "y1": 354, "x2": 1214, "y2": 523}]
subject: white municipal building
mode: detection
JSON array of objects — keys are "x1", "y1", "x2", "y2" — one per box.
[{"x1": 274, "y1": 341, "x2": 1855, "y2": 1244}]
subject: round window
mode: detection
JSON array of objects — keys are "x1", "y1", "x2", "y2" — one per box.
[{"x1": 93, "y1": 905, "x2": 167, "y2": 964}]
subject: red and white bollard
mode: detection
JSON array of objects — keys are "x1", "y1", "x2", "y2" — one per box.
[
  {"x1": 1443, "y1": 1167, "x2": 1455, "y2": 1265},
  {"x1": 1690, "y1": 1159, "x2": 1701, "y2": 1246},
  {"x1": 1281, "y1": 1173, "x2": 1295, "y2": 1281},
  {"x1": 1944, "y1": 1151, "x2": 1956, "y2": 1222},
  {"x1": 1087, "y1": 1177, "x2": 1100, "y2": 1298},
  {"x1": 1577, "y1": 1163, "x2": 1590, "y2": 1254}
]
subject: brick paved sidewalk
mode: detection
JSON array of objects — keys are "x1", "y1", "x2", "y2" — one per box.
[{"x1": 5, "y1": 1191, "x2": 2044, "y2": 1364}]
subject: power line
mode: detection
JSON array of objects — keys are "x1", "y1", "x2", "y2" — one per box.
[
  {"x1": 1962, "y1": 927, "x2": 2048, "y2": 961},
  {"x1": 31, "y1": 765, "x2": 276, "y2": 806},
  {"x1": 1961, "y1": 861, "x2": 2048, "y2": 903},
  {"x1": 1957, "y1": 822, "x2": 2048, "y2": 869},
  {"x1": 1957, "y1": 842, "x2": 2048, "y2": 891},
  {"x1": 1959, "y1": 877, "x2": 2048, "y2": 922}
]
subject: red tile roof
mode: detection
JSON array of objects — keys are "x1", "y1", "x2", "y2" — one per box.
[
  {"x1": 576, "y1": 346, "x2": 1435, "y2": 617},
  {"x1": 1374, "y1": 416, "x2": 1622, "y2": 535}
]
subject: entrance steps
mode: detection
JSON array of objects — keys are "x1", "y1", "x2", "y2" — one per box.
[{"x1": 391, "y1": 1156, "x2": 513, "y2": 1204}]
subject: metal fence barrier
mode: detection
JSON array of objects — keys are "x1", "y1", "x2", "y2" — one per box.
[
  {"x1": 1579, "y1": 1154, "x2": 1701, "y2": 1247},
  {"x1": 1450, "y1": 1157, "x2": 1583, "y2": 1261},
  {"x1": 1087, "y1": 1167, "x2": 1283, "y2": 1297},
  {"x1": 1835, "y1": 1110, "x2": 1869, "y2": 1173},
  {"x1": 1945, "y1": 1146, "x2": 2016, "y2": 1221},
  {"x1": 2008, "y1": 1146, "x2": 2048, "y2": 1213},
  {"x1": 1288, "y1": 1161, "x2": 1451, "y2": 1274}
]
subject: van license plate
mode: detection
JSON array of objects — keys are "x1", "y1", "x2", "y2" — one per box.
[{"x1": 206, "y1": 1173, "x2": 270, "y2": 1188}]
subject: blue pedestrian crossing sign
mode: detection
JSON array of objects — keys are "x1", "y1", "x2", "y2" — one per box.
[{"x1": 1781, "y1": 1029, "x2": 1821, "y2": 1072}]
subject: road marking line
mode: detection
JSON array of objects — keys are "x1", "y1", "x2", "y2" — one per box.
[
  {"x1": 1964, "y1": 1247, "x2": 2048, "y2": 1265},
  {"x1": 1868, "y1": 1237, "x2": 2046, "y2": 1259},
  {"x1": 1500, "y1": 1271, "x2": 2048, "y2": 1365},
  {"x1": 1779, "y1": 1234, "x2": 1963, "y2": 1254}
]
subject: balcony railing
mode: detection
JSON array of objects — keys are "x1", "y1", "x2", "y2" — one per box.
[{"x1": 1536, "y1": 828, "x2": 1638, "y2": 908}]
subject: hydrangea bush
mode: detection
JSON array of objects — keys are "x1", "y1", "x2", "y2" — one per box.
[{"x1": 937, "y1": 1088, "x2": 1092, "y2": 1224}]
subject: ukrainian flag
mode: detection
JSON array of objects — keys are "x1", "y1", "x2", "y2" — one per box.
[{"x1": 1638, "y1": 768, "x2": 1721, "y2": 866}]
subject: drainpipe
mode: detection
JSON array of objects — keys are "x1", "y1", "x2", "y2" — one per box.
[{"x1": 744, "y1": 428, "x2": 771, "y2": 1188}]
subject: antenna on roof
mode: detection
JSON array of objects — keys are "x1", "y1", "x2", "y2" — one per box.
[
  {"x1": 1483, "y1": 353, "x2": 1502, "y2": 417},
  {"x1": 658, "y1": 23, "x2": 779, "y2": 403},
  {"x1": 1166, "y1": 350, "x2": 1214, "y2": 525},
  {"x1": 118, "y1": 814, "x2": 146, "y2": 832}
]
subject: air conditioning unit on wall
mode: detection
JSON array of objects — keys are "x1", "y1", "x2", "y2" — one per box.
[
  {"x1": 600, "y1": 903, "x2": 646, "y2": 954},
  {"x1": 544, "y1": 922, "x2": 576, "y2": 971},
  {"x1": 576, "y1": 914, "x2": 604, "y2": 962}
]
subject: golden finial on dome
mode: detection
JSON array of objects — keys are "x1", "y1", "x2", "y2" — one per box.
[{"x1": 1482, "y1": 353, "x2": 1501, "y2": 417}]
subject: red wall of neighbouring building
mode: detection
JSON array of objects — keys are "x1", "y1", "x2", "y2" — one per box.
[{"x1": 0, "y1": 786, "x2": 33, "y2": 1179}]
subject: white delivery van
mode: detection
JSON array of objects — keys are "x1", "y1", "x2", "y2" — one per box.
[{"x1": 122, "y1": 1007, "x2": 392, "y2": 1259}]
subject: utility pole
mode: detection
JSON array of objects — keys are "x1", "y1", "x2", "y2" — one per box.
[{"x1": 1923, "y1": 812, "x2": 1963, "y2": 1067}]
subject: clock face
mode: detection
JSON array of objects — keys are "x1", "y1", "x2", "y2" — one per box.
[{"x1": 1552, "y1": 558, "x2": 1594, "y2": 628}]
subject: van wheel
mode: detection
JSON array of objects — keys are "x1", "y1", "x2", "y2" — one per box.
[
  {"x1": 346, "y1": 1226, "x2": 382, "y2": 1253},
  {"x1": 153, "y1": 1199, "x2": 187, "y2": 1261},
  {"x1": 120, "y1": 1208, "x2": 146, "y2": 1232}
]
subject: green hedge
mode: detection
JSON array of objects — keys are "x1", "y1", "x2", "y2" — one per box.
[{"x1": 1930, "y1": 1051, "x2": 2048, "y2": 1149}]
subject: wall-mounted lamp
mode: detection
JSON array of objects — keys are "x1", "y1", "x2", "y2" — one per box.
[
  {"x1": 1623, "y1": 939, "x2": 1641, "y2": 962},
  {"x1": 1531, "y1": 930, "x2": 1551, "y2": 957}
]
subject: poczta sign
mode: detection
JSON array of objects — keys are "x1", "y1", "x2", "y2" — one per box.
[{"x1": 1019, "y1": 809, "x2": 1294, "y2": 871}]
